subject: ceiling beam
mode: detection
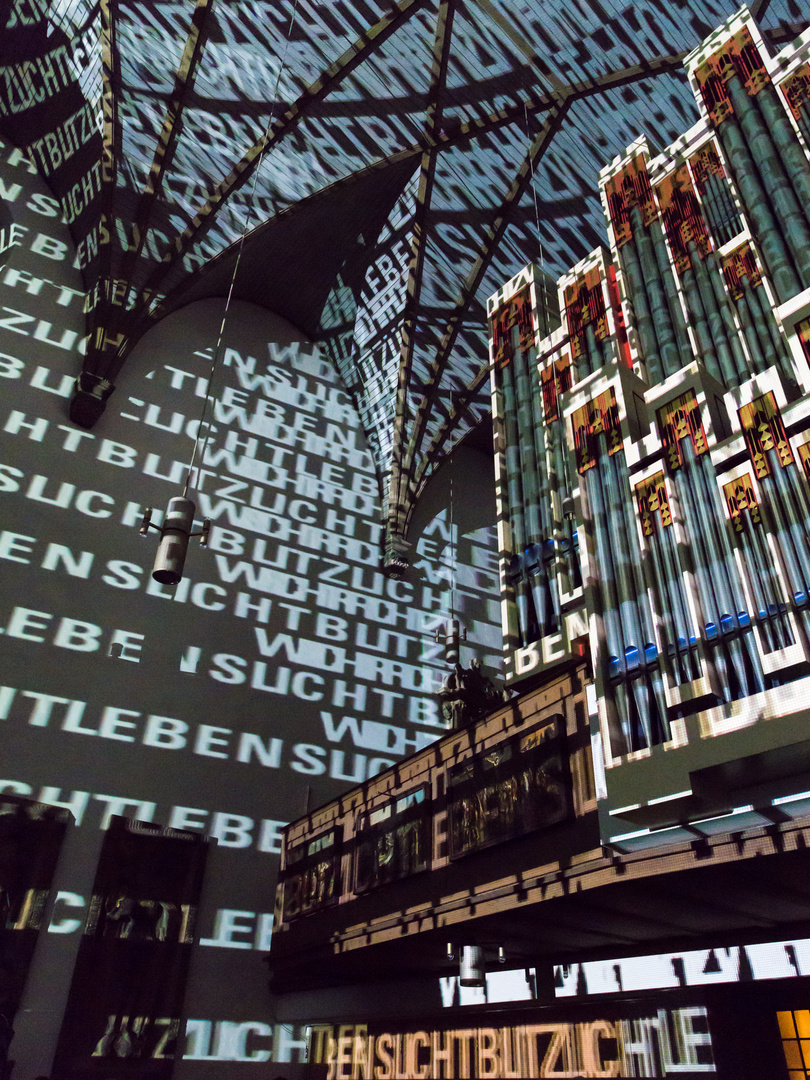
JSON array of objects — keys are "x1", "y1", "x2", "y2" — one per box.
[
  {"x1": 387, "y1": 99, "x2": 571, "y2": 542},
  {"x1": 83, "y1": 0, "x2": 121, "y2": 381},
  {"x1": 390, "y1": 0, "x2": 456, "y2": 510},
  {"x1": 139, "y1": 0, "x2": 431, "y2": 302},
  {"x1": 412, "y1": 358, "x2": 490, "y2": 491},
  {"x1": 115, "y1": 0, "x2": 215, "y2": 313}
]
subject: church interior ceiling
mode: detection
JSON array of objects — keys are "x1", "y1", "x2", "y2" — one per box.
[{"x1": 0, "y1": 0, "x2": 806, "y2": 555}]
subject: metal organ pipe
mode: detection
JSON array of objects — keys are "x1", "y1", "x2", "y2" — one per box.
[
  {"x1": 680, "y1": 255, "x2": 725, "y2": 385},
  {"x1": 724, "y1": 74, "x2": 810, "y2": 289},
  {"x1": 755, "y1": 83, "x2": 810, "y2": 215},
  {"x1": 629, "y1": 206, "x2": 682, "y2": 380},
  {"x1": 616, "y1": 230, "x2": 663, "y2": 383},
  {"x1": 648, "y1": 217, "x2": 694, "y2": 373},
  {"x1": 714, "y1": 96, "x2": 802, "y2": 302},
  {"x1": 689, "y1": 244, "x2": 737, "y2": 385},
  {"x1": 500, "y1": 348, "x2": 531, "y2": 644},
  {"x1": 749, "y1": 278, "x2": 796, "y2": 387},
  {"x1": 734, "y1": 281, "x2": 770, "y2": 376},
  {"x1": 704, "y1": 252, "x2": 749, "y2": 382}
]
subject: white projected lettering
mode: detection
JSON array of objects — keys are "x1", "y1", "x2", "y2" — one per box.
[{"x1": 0, "y1": 133, "x2": 501, "y2": 1051}]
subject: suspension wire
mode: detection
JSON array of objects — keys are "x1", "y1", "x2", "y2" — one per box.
[
  {"x1": 449, "y1": 453, "x2": 456, "y2": 619},
  {"x1": 524, "y1": 98, "x2": 549, "y2": 335},
  {"x1": 184, "y1": 0, "x2": 300, "y2": 496}
]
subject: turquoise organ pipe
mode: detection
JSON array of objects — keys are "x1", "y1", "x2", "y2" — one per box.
[
  {"x1": 517, "y1": 337, "x2": 560, "y2": 633},
  {"x1": 548, "y1": 421, "x2": 581, "y2": 588},
  {"x1": 701, "y1": 171, "x2": 743, "y2": 245},
  {"x1": 705, "y1": 252, "x2": 749, "y2": 382},
  {"x1": 697, "y1": 170, "x2": 728, "y2": 243},
  {"x1": 629, "y1": 205, "x2": 681, "y2": 379},
  {"x1": 715, "y1": 108, "x2": 802, "y2": 302},
  {"x1": 734, "y1": 283, "x2": 769, "y2": 375},
  {"x1": 680, "y1": 261, "x2": 725, "y2": 384},
  {"x1": 649, "y1": 217, "x2": 694, "y2": 372},
  {"x1": 725, "y1": 74, "x2": 810, "y2": 289},
  {"x1": 616, "y1": 231, "x2": 663, "y2": 383},
  {"x1": 750, "y1": 281, "x2": 796, "y2": 387},
  {"x1": 584, "y1": 323, "x2": 605, "y2": 377},
  {"x1": 796, "y1": 104, "x2": 810, "y2": 149},
  {"x1": 500, "y1": 350, "x2": 531, "y2": 644},
  {"x1": 689, "y1": 244, "x2": 737, "y2": 385},
  {"x1": 756, "y1": 83, "x2": 810, "y2": 218},
  {"x1": 512, "y1": 336, "x2": 542, "y2": 545},
  {"x1": 528, "y1": 351, "x2": 552, "y2": 541},
  {"x1": 742, "y1": 280, "x2": 780, "y2": 373}
]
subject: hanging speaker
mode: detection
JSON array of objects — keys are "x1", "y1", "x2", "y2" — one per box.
[{"x1": 152, "y1": 497, "x2": 197, "y2": 585}]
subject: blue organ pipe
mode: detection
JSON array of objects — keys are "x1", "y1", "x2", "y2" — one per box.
[
  {"x1": 725, "y1": 75, "x2": 810, "y2": 289},
  {"x1": 674, "y1": 445, "x2": 751, "y2": 700},
  {"x1": 617, "y1": 232, "x2": 663, "y2": 383},
  {"x1": 765, "y1": 452, "x2": 810, "y2": 600},
  {"x1": 649, "y1": 217, "x2": 694, "y2": 372},
  {"x1": 736, "y1": 513, "x2": 792, "y2": 651},
  {"x1": 689, "y1": 244, "x2": 737, "y2": 385},
  {"x1": 602, "y1": 454, "x2": 661, "y2": 745},
  {"x1": 657, "y1": 518, "x2": 700, "y2": 682},
  {"x1": 641, "y1": 517, "x2": 692, "y2": 683},
  {"x1": 680, "y1": 261, "x2": 725, "y2": 384},
  {"x1": 692, "y1": 445, "x2": 765, "y2": 696},
  {"x1": 755, "y1": 472, "x2": 808, "y2": 606},
  {"x1": 715, "y1": 108, "x2": 802, "y2": 303},
  {"x1": 601, "y1": 455, "x2": 646, "y2": 654},
  {"x1": 606, "y1": 449, "x2": 657, "y2": 649},
  {"x1": 705, "y1": 252, "x2": 748, "y2": 381},
  {"x1": 630, "y1": 205, "x2": 681, "y2": 379},
  {"x1": 576, "y1": 328, "x2": 593, "y2": 380},
  {"x1": 615, "y1": 681, "x2": 639, "y2": 750},
  {"x1": 734, "y1": 284, "x2": 768, "y2": 375},
  {"x1": 584, "y1": 467, "x2": 627, "y2": 670}
]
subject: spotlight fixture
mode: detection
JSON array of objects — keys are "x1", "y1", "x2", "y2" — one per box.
[
  {"x1": 140, "y1": 498, "x2": 210, "y2": 585},
  {"x1": 459, "y1": 945, "x2": 485, "y2": 988}
]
